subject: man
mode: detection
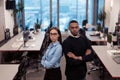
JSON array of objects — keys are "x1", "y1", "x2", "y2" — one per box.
[{"x1": 63, "y1": 20, "x2": 93, "y2": 80}]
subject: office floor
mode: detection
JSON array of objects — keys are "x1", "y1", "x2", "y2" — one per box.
[{"x1": 26, "y1": 56, "x2": 115, "y2": 80}]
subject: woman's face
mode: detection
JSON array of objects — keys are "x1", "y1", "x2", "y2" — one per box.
[{"x1": 49, "y1": 29, "x2": 59, "y2": 43}]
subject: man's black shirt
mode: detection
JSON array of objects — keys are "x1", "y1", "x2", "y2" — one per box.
[{"x1": 63, "y1": 35, "x2": 93, "y2": 79}]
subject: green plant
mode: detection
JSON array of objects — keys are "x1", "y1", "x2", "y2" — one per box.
[
  {"x1": 96, "y1": 24, "x2": 103, "y2": 32},
  {"x1": 98, "y1": 9, "x2": 106, "y2": 28},
  {"x1": 35, "y1": 19, "x2": 41, "y2": 32},
  {"x1": 96, "y1": 25, "x2": 101, "y2": 31},
  {"x1": 107, "y1": 34, "x2": 112, "y2": 43},
  {"x1": 35, "y1": 23, "x2": 40, "y2": 29}
]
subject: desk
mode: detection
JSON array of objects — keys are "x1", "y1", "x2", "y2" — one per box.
[
  {"x1": 0, "y1": 33, "x2": 23, "y2": 51},
  {"x1": 0, "y1": 32, "x2": 45, "y2": 51},
  {"x1": 92, "y1": 46, "x2": 120, "y2": 78},
  {"x1": 86, "y1": 31, "x2": 107, "y2": 42},
  {"x1": 19, "y1": 32, "x2": 45, "y2": 51},
  {"x1": 0, "y1": 64, "x2": 19, "y2": 80}
]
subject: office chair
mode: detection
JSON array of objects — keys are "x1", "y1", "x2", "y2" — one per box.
[
  {"x1": 87, "y1": 57, "x2": 100, "y2": 74},
  {"x1": 13, "y1": 51, "x2": 30, "y2": 80},
  {"x1": 87, "y1": 52, "x2": 106, "y2": 80},
  {"x1": 13, "y1": 26, "x2": 19, "y2": 36},
  {"x1": 82, "y1": 19, "x2": 88, "y2": 27}
]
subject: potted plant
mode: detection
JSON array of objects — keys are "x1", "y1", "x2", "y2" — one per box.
[
  {"x1": 98, "y1": 9, "x2": 106, "y2": 32},
  {"x1": 35, "y1": 23, "x2": 40, "y2": 32},
  {"x1": 107, "y1": 33, "x2": 113, "y2": 49},
  {"x1": 107, "y1": 33, "x2": 112, "y2": 43},
  {"x1": 96, "y1": 23, "x2": 103, "y2": 32},
  {"x1": 35, "y1": 19, "x2": 41, "y2": 32}
]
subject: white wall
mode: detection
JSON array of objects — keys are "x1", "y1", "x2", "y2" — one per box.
[
  {"x1": 0, "y1": 0, "x2": 14, "y2": 41},
  {"x1": 105, "y1": 0, "x2": 120, "y2": 32},
  {"x1": 105, "y1": 0, "x2": 111, "y2": 28},
  {"x1": 4, "y1": 0, "x2": 14, "y2": 36},
  {"x1": 0, "y1": 0, "x2": 5, "y2": 41}
]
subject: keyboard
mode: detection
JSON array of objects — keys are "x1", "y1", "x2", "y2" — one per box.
[{"x1": 113, "y1": 56, "x2": 120, "y2": 64}]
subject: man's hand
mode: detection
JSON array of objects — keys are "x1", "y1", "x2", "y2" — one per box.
[
  {"x1": 85, "y1": 49, "x2": 91, "y2": 55},
  {"x1": 67, "y1": 52, "x2": 82, "y2": 60},
  {"x1": 67, "y1": 52, "x2": 76, "y2": 58}
]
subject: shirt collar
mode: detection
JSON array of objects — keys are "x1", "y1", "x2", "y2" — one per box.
[
  {"x1": 52, "y1": 41, "x2": 59, "y2": 46},
  {"x1": 70, "y1": 32, "x2": 80, "y2": 38},
  {"x1": 49, "y1": 41, "x2": 59, "y2": 48}
]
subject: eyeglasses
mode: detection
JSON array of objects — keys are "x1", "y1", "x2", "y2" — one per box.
[{"x1": 50, "y1": 33, "x2": 58, "y2": 36}]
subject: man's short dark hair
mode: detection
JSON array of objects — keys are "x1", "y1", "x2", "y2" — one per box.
[{"x1": 69, "y1": 20, "x2": 78, "y2": 26}]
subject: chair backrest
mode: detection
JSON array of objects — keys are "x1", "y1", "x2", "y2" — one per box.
[
  {"x1": 82, "y1": 20, "x2": 88, "y2": 26},
  {"x1": 13, "y1": 27, "x2": 18, "y2": 36},
  {"x1": 104, "y1": 27, "x2": 108, "y2": 34}
]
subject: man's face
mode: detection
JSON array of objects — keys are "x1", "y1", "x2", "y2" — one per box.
[{"x1": 69, "y1": 22, "x2": 79, "y2": 36}]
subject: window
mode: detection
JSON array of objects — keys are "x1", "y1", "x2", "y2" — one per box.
[
  {"x1": 52, "y1": 0, "x2": 57, "y2": 27},
  {"x1": 97, "y1": 0, "x2": 105, "y2": 23},
  {"x1": 22, "y1": 0, "x2": 104, "y2": 32},
  {"x1": 24, "y1": 0, "x2": 41, "y2": 29},
  {"x1": 88, "y1": 0, "x2": 94, "y2": 24}
]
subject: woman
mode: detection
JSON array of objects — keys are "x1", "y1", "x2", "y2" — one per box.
[{"x1": 41, "y1": 27, "x2": 62, "y2": 80}]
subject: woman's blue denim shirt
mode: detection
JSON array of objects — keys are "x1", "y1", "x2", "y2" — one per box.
[{"x1": 41, "y1": 41, "x2": 62, "y2": 69}]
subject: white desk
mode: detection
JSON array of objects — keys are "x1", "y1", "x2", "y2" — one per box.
[
  {"x1": 0, "y1": 32, "x2": 45, "y2": 51},
  {"x1": 0, "y1": 33, "x2": 23, "y2": 51},
  {"x1": 86, "y1": 31, "x2": 107, "y2": 42},
  {"x1": 0, "y1": 64, "x2": 19, "y2": 80},
  {"x1": 92, "y1": 46, "x2": 120, "y2": 78},
  {"x1": 19, "y1": 32, "x2": 45, "y2": 51}
]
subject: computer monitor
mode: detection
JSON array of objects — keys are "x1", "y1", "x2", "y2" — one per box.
[{"x1": 117, "y1": 32, "x2": 120, "y2": 48}]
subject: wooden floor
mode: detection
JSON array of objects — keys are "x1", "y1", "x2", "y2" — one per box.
[{"x1": 26, "y1": 56, "x2": 115, "y2": 80}]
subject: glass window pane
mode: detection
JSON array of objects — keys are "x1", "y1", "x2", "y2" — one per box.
[
  {"x1": 15, "y1": 0, "x2": 23, "y2": 29},
  {"x1": 59, "y1": 0, "x2": 77, "y2": 32},
  {"x1": 24, "y1": 0, "x2": 50, "y2": 31},
  {"x1": 78, "y1": 0, "x2": 86, "y2": 27},
  {"x1": 41, "y1": 0, "x2": 50, "y2": 30},
  {"x1": 24, "y1": 0, "x2": 41, "y2": 29},
  {"x1": 88, "y1": 0, "x2": 94, "y2": 25},
  {"x1": 52, "y1": 0, "x2": 57, "y2": 27},
  {"x1": 97, "y1": 0, "x2": 105, "y2": 23}
]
